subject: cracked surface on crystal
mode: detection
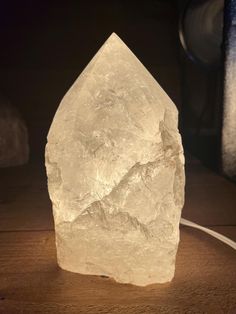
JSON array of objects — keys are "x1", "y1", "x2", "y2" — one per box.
[{"x1": 45, "y1": 33, "x2": 185, "y2": 286}]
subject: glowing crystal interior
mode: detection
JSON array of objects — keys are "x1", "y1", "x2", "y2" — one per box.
[{"x1": 45, "y1": 33, "x2": 185, "y2": 286}]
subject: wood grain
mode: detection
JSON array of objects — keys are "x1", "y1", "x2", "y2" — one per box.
[
  {"x1": 0, "y1": 227, "x2": 235, "y2": 313},
  {"x1": 183, "y1": 162, "x2": 236, "y2": 226},
  {"x1": 0, "y1": 161, "x2": 236, "y2": 313}
]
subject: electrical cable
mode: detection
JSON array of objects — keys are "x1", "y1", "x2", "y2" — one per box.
[{"x1": 180, "y1": 217, "x2": 236, "y2": 250}]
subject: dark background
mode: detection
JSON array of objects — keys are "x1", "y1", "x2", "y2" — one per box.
[
  {"x1": 0, "y1": 0, "x2": 222, "y2": 168},
  {"x1": 1, "y1": 3, "x2": 236, "y2": 312}
]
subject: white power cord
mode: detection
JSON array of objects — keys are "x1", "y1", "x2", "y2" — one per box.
[{"x1": 180, "y1": 218, "x2": 236, "y2": 250}]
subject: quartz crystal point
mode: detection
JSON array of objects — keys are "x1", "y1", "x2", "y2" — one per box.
[{"x1": 45, "y1": 33, "x2": 185, "y2": 286}]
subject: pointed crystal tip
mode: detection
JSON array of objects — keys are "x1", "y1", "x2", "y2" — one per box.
[
  {"x1": 106, "y1": 32, "x2": 122, "y2": 42},
  {"x1": 46, "y1": 31, "x2": 185, "y2": 287}
]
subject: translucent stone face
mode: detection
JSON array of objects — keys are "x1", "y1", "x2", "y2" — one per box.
[{"x1": 45, "y1": 33, "x2": 185, "y2": 286}]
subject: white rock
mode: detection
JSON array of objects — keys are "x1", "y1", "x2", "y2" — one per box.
[
  {"x1": 0, "y1": 96, "x2": 29, "y2": 168},
  {"x1": 45, "y1": 33, "x2": 185, "y2": 286}
]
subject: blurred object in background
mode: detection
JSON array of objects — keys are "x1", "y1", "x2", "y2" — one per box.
[
  {"x1": 222, "y1": 0, "x2": 236, "y2": 180},
  {"x1": 179, "y1": 0, "x2": 223, "y2": 66},
  {"x1": 0, "y1": 0, "x2": 181, "y2": 161},
  {"x1": 0, "y1": 94, "x2": 29, "y2": 167},
  {"x1": 179, "y1": 0, "x2": 224, "y2": 171},
  {"x1": 1, "y1": 0, "x2": 236, "y2": 178}
]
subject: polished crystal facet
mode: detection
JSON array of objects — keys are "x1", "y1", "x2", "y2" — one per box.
[{"x1": 45, "y1": 33, "x2": 185, "y2": 286}]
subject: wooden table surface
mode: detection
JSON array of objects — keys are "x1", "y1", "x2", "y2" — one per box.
[{"x1": 0, "y1": 160, "x2": 236, "y2": 314}]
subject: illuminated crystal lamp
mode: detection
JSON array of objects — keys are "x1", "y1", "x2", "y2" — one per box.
[{"x1": 45, "y1": 33, "x2": 185, "y2": 286}]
